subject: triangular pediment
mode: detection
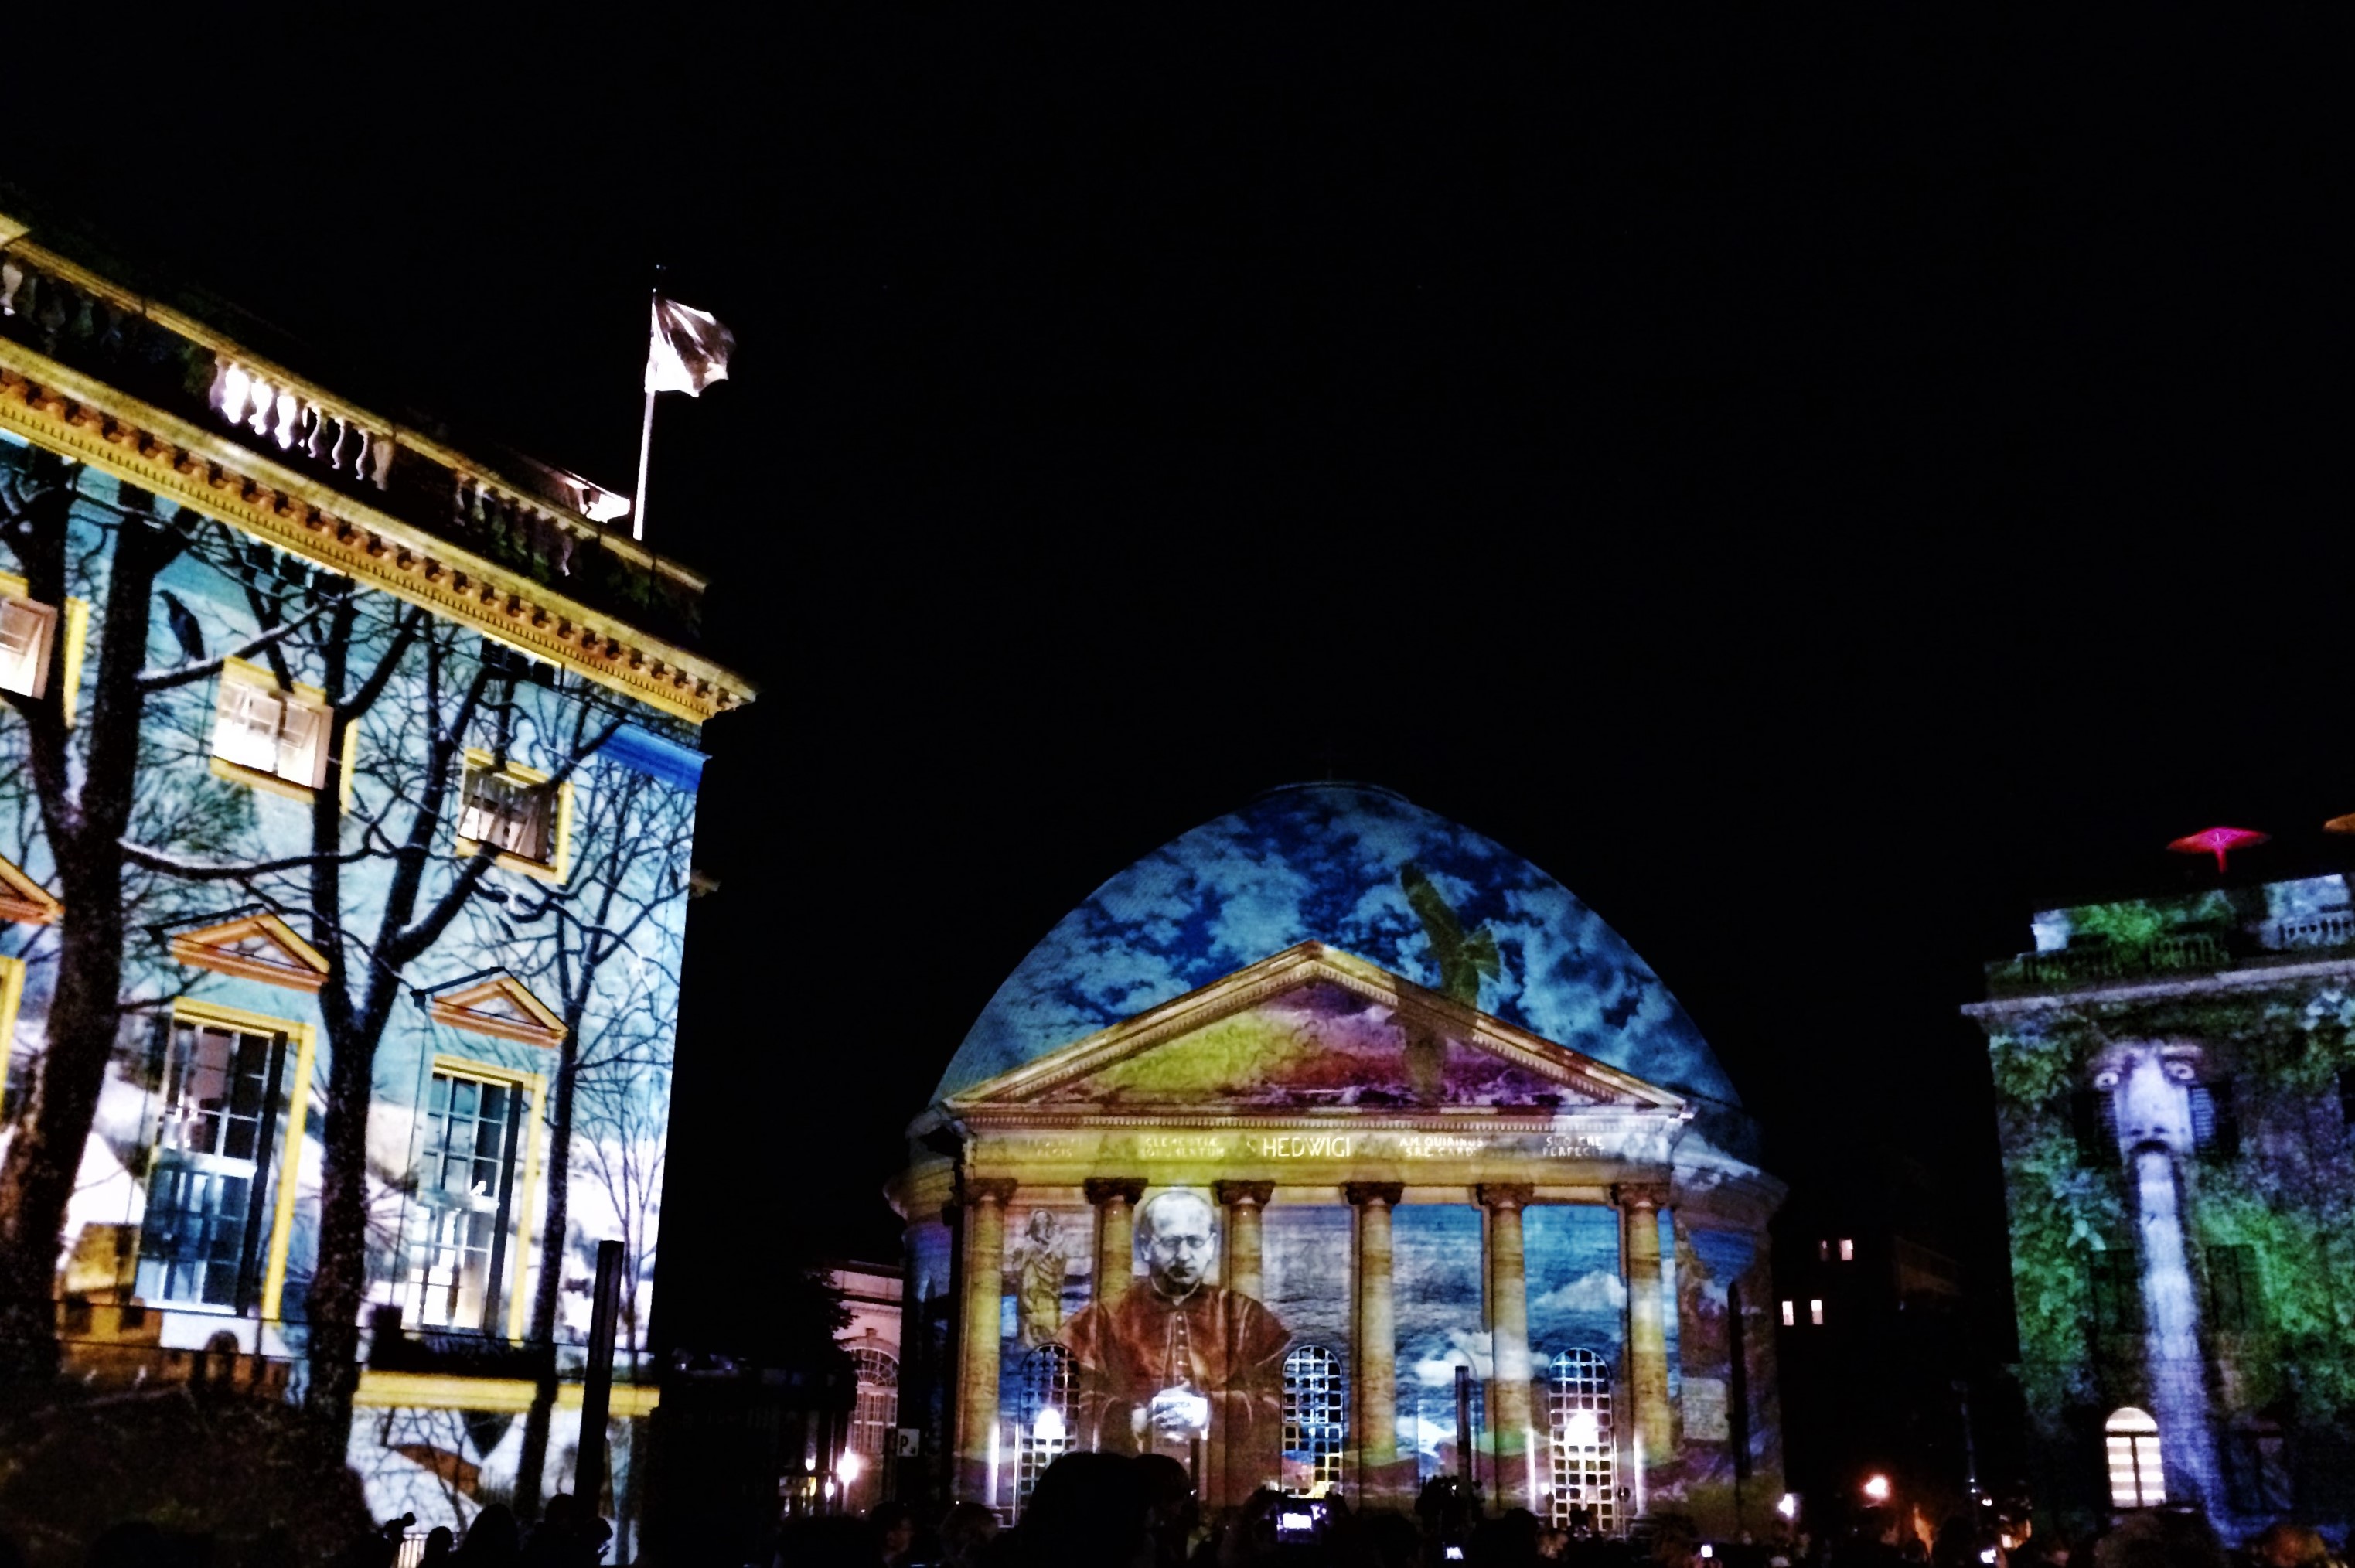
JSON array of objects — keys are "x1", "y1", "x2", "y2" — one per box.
[
  {"x1": 0, "y1": 852, "x2": 61, "y2": 926},
  {"x1": 165, "y1": 909, "x2": 329, "y2": 991},
  {"x1": 946, "y1": 943, "x2": 1686, "y2": 1116},
  {"x1": 424, "y1": 970, "x2": 566, "y2": 1047}
]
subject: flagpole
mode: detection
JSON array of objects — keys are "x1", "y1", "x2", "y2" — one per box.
[
  {"x1": 630, "y1": 387, "x2": 656, "y2": 543},
  {"x1": 631, "y1": 281, "x2": 659, "y2": 542}
]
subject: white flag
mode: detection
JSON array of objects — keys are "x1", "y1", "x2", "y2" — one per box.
[{"x1": 644, "y1": 297, "x2": 734, "y2": 396}]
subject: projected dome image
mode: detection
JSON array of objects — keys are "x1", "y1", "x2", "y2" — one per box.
[
  {"x1": 942, "y1": 783, "x2": 1743, "y2": 1140},
  {"x1": 891, "y1": 784, "x2": 1783, "y2": 1532}
]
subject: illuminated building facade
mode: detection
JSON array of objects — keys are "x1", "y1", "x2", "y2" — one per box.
[
  {"x1": 891, "y1": 785, "x2": 1784, "y2": 1532},
  {"x1": 0, "y1": 208, "x2": 750, "y2": 1542},
  {"x1": 1968, "y1": 876, "x2": 2355, "y2": 1535}
]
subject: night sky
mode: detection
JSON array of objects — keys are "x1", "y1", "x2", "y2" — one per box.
[{"x1": 10, "y1": 17, "x2": 2349, "y2": 1358}]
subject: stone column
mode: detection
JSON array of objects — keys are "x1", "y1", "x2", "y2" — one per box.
[
  {"x1": 953, "y1": 1177, "x2": 1017, "y2": 1502},
  {"x1": 1614, "y1": 1182, "x2": 1674, "y2": 1490},
  {"x1": 1478, "y1": 1182, "x2": 1537, "y2": 1511},
  {"x1": 1213, "y1": 1181, "x2": 1274, "y2": 1300},
  {"x1": 1345, "y1": 1181, "x2": 1404, "y2": 1503},
  {"x1": 1085, "y1": 1177, "x2": 1147, "y2": 1309}
]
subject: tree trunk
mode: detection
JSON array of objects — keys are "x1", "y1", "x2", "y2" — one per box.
[
  {"x1": 0, "y1": 512, "x2": 173, "y2": 1388},
  {"x1": 514, "y1": 1024, "x2": 581, "y2": 1518},
  {"x1": 301, "y1": 1007, "x2": 380, "y2": 1441}
]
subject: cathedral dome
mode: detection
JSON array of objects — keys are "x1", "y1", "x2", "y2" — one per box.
[{"x1": 939, "y1": 783, "x2": 1743, "y2": 1137}]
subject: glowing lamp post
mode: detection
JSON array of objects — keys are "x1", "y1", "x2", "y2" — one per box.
[
  {"x1": 1862, "y1": 1474, "x2": 1892, "y2": 1504},
  {"x1": 2166, "y1": 826, "x2": 2268, "y2": 873}
]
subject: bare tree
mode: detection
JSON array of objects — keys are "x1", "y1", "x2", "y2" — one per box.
[{"x1": 476, "y1": 760, "x2": 693, "y2": 1515}]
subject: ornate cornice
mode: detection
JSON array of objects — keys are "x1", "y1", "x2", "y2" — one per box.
[
  {"x1": 957, "y1": 1175, "x2": 1018, "y2": 1207},
  {"x1": 1476, "y1": 1181, "x2": 1535, "y2": 1211},
  {"x1": 1342, "y1": 1181, "x2": 1404, "y2": 1208},
  {"x1": 1610, "y1": 1181, "x2": 1672, "y2": 1210},
  {"x1": 1212, "y1": 1180, "x2": 1275, "y2": 1208},
  {"x1": 0, "y1": 339, "x2": 751, "y2": 724},
  {"x1": 1083, "y1": 1176, "x2": 1147, "y2": 1207}
]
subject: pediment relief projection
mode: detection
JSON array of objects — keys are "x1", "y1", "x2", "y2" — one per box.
[
  {"x1": 423, "y1": 970, "x2": 567, "y2": 1047},
  {"x1": 0, "y1": 852, "x2": 61, "y2": 925},
  {"x1": 165, "y1": 910, "x2": 330, "y2": 992}
]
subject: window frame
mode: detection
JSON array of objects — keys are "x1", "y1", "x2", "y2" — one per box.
[
  {"x1": 208, "y1": 657, "x2": 350, "y2": 806},
  {"x1": 401, "y1": 1052, "x2": 546, "y2": 1341},
  {"x1": 0, "y1": 570, "x2": 88, "y2": 720},
  {"x1": 453, "y1": 748, "x2": 573, "y2": 884},
  {"x1": 2105, "y1": 1406, "x2": 2166, "y2": 1507},
  {"x1": 132, "y1": 1000, "x2": 315, "y2": 1320}
]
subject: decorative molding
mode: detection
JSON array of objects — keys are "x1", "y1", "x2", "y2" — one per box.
[
  {"x1": 166, "y1": 911, "x2": 331, "y2": 994},
  {"x1": 0, "y1": 340, "x2": 750, "y2": 724},
  {"x1": 1610, "y1": 1181, "x2": 1672, "y2": 1210},
  {"x1": 1476, "y1": 1182, "x2": 1535, "y2": 1211},
  {"x1": 1213, "y1": 1180, "x2": 1275, "y2": 1208},
  {"x1": 1961, "y1": 956, "x2": 2355, "y2": 1019},
  {"x1": 946, "y1": 943, "x2": 1689, "y2": 1114},
  {"x1": 1083, "y1": 1177, "x2": 1147, "y2": 1207},
  {"x1": 959, "y1": 1175, "x2": 1018, "y2": 1207},
  {"x1": 1342, "y1": 1181, "x2": 1404, "y2": 1208},
  {"x1": 422, "y1": 970, "x2": 567, "y2": 1048},
  {"x1": 0, "y1": 852, "x2": 61, "y2": 925}
]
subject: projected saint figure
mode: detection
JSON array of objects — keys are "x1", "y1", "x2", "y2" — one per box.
[
  {"x1": 1011, "y1": 1208, "x2": 1072, "y2": 1348},
  {"x1": 1058, "y1": 1189, "x2": 1290, "y2": 1496}
]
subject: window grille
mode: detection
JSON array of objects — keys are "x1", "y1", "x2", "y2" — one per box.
[
  {"x1": 1283, "y1": 1345, "x2": 1348, "y2": 1491},
  {"x1": 210, "y1": 675, "x2": 329, "y2": 788},
  {"x1": 458, "y1": 764, "x2": 555, "y2": 864},
  {"x1": 850, "y1": 1348, "x2": 899, "y2": 1479},
  {"x1": 2105, "y1": 1406, "x2": 2165, "y2": 1507},
  {"x1": 1015, "y1": 1345, "x2": 1075, "y2": 1513},
  {"x1": 0, "y1": 595, "x2": 56, "y2": 698},
  {"x1": 136, "y1": 1021, "x2": 281, "y2": 1307},
  {"x1": 1547, "y1": 1349, "x2": 1615, "y2": 1535},
  {"x1": 406, "y1": 1070, "x2": 525, "y2": 1331}
]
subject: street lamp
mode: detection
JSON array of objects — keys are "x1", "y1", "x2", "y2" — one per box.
[{"x1": 1863, "y1": 1474, "x2": 1892, "y2": 1504}]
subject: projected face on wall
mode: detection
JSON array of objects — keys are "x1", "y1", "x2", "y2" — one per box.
[
  {"x1": 1140, "y1": 1190, "x2": 1216, "y2": 1299},
  {"x1": 1058, "y1": 1189, "x2": 1292, "y2": 1498}
]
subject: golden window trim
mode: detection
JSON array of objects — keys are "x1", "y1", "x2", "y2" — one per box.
[
  {"x1": 453, "y1": 748, "x2": 571, "y2": 885},
  {"x1": 0, "y1": 570, "x2": 88, "y2": 721},
  {"x1": 157, "y1": 998, "x2": 317, "y2": 1324},
  {"x1": 421, "y1": 1052, "x2": 548, "y2": 1344},
  {"x1": 0, "y1": 953, "x2": 25, "y2": 1122},
  {"x1": 209, "y1": 656, "x2": 352, "y2": 807}
]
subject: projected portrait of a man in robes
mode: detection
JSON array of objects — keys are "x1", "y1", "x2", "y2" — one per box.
[{"x1": 1058, "y1": 1189, "x2": 1291, "y2": 1497}]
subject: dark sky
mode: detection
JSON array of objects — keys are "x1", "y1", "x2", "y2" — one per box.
[{"x1": 11, "y1": 16, "x2": 2350, "y2": 1355}]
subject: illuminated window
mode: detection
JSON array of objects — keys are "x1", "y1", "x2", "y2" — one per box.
[
  {"x1": 406, "y1": 1065, "x2": 527, "y2": 1332},
  {"x1": 1839, "y1": 1239, "x2": 1855, "y2": 1262},
  {"x1": 1781, "y1": 1300, "x2": 1795, "y2": 1327},
  {"x1": 136, "y1": 1017, "x2": 287, "y2": 1307},
  {"x1": 1283, "y1": 1345, "x2": 1348, "y2": 1491},
  {"x1": 2105, "y1": 1406, "x2": 2165, "y2": 1506},
  {"x1": 1546, "y1": 1348, "x2": 1616, "y2": 1534},
  {"x1": 455, "y1": 752, "x2": 571, "y2": 881},
  {"x1": 1809, "y1": 1300, "x2": 1824, "y2": 1326},
  {"x1": 0, "y1": 591, "x2": 56, "y2": 699},
  {"x1": 1817, "y1": 1239, "x2": 1829, "y2": 1261},
  {"x1": 848, "y1": 1347, "x2": 898, "y2": 1498},
  {"x1": 1015, "y1": 1344, "x2": 1075, "y2": 1514},
  {"x1": 210, "y1": 663, "x2": 332, "y2": 794}
]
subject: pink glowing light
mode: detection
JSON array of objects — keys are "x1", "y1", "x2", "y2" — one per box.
[{"x1": 2167, "y1": 826, "x2": 2268, "y2": 872}]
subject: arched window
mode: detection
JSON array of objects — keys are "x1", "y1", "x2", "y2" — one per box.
[
  {"x1": 1016, "y1": 1344, "x2": 1076, "y2": 1512},
  {"x1": 1547, "y1": 1349, "x2": 1616, "y2": 1535},
  {"x1": 848, "y1": 1347, "x2": 898, "y2": 1474},
  {"x1": 1283, "y1": 1345, "x2": 1348, "y2": 1491},
  {"x1": 2106, "y1": 1407, "x2": 2165, "y2": 1507}
]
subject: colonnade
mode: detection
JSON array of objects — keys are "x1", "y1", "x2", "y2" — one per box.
[{"x1": 949, "y1": 1174, "x2": 1677, "y2": 1511}]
